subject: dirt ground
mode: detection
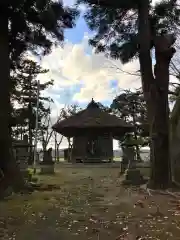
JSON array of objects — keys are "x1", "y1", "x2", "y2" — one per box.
[{"x1": 0, "y1": 165, "x2": 180, "y2": 240}]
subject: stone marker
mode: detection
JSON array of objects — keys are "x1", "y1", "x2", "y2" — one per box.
[
  {"x1": 122, "y1": 146, "x2": 146, "y2": 185},
  {"x1": 40, "y1": 148, "x2": 55, "y2": 174}
]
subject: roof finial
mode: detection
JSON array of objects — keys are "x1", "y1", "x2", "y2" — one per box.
[{"x1": 87, "y1": 98, "x2": 99, "y2": 109}]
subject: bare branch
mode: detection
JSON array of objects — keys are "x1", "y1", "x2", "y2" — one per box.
[
  {"x1": 39, "y1": 106, "x2": 54, "y2": 150},
  {"x1": 104, "y1": 59, "x2": 140, "y2": 77}
]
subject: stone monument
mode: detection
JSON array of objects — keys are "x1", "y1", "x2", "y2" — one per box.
[
  {"x1": 12, "y1": 135, "x2": 31, "y2": 181},
  {"x1": 13, "y1": 135, "x2": 29, "y2": 169},
  {"x1": 40, "y1": 148, "x2": 55, "y2": 174},
  {"x1": 122, "y1": 146, "x2": 145, "y2": 185}
]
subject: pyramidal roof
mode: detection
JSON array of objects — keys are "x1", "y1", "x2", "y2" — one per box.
[{"x1": 52, "y1": 99, "x2": 133, "y2": 137}]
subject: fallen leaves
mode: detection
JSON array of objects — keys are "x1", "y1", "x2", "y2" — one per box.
[{"x1": 1, "y1": 167, "x2": 180, "y2": 239}]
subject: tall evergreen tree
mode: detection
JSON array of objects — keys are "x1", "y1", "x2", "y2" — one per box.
[
  {"x1": 0, "y1": 0, "x2": 78, "y2": 193},
  {"x1": 12, "y1": 59, "x2": 53, "y2": 164},
  {"x1": 77, "y1": 0, "x2": 179, "y2": 189}
]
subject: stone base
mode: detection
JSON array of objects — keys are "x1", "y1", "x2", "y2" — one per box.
[
  {"x1": 20, "y1": 169, "x2": 31, "y2": 182},
  {"x1": 40, "y1": 165, "x2": 55, "y2": 174},
  {"x1": 122, "y1": 169, "x2": 146, "y2": 185}
]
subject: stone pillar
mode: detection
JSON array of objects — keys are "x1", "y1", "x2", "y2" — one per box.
[
  {"x1": 121, "y1": 146, "x2": 129, "y2": 174},
  {"x1": 121, "y1": 146, "x2": 136, "y2": 173},
  {"x1": 122, "y1": 146, "x2": 145, "y2": 185},
  {"x1": 40, "y1": 148, "x2": 55, "y2": 174}
]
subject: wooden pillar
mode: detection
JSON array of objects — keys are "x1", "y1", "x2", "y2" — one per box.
[{"x1": 110, "y1": 133, "x2": 113, "y2": 162}]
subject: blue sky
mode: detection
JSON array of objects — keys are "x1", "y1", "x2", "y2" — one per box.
[
  {"x1": 60, "y1": 15, "x2": 97, "y2": 106},
  {"x1": 64, "y1": 15, "x2": 97, "y2": 105},
  {"x1": 53, "y1": 15, "x2": 122, "y2": 107},
  {"x1": 65, "y1": 14, "x2": 92, "y2": 45}
]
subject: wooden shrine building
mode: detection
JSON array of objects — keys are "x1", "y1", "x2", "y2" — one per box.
[{"x1": 52, "y1": 99, "x2": 133, "y2": 163}]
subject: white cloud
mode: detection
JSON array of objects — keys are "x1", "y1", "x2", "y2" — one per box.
[
  {"x1": 63, "y1": 0, "x2": 86, "y2": 12},
  {"x1": 64, "y1": 0, "x2": 160, "y2": 7},
  {"x1": 152, "y1": 0, "x2": 161, "y2": 5},
  {"x1": 39, "y1": 34, "x2": 141, "y2": 106}
]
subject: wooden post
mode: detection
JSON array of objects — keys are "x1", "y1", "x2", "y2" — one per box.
[
  {"x1": 110, "y1": 132, "x2": 113, "y2": 163},
  {"x1": 33, "y1": 80, "x2": 40, "y2": 174}
]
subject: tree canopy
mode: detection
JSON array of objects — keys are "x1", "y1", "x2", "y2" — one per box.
[
  {"x1": 8, "y1": 0, "x2": 79, "y2": 68},
  {"x1": 77, "y1": 0, "x2": 179, "y2": 63},
  {"x1": 110, "y1": 89, "x2": 149, "y2": 161}
]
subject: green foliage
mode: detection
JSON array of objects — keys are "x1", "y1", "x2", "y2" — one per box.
[
  {"x1": 153, "y1": 0, "x2": 180, "y2": 32},
  {"x1": 59, "y1": 104, "x2": 83, "y2": 120},
  {"x1": 77, "y1": 0, "x2": 180, "y2": 63},
  {"x1": 8, "y1": 0, "x2": 79, "y2": 140},
  {"x1": 169, "y1": 83, "x2": 180, "y2": 103},
  {"x1": 96, "y1": 102, "x2": 111, "y2": 113},
  {"x1": 110, "y1": 89, "x2": 149, "y2": 148},
  {"x1": 7, "y1": 0, "x2": 79, "y2": 68},
  {"x1": 11, "y1": 59, "x2": 53, "y2": 143}
]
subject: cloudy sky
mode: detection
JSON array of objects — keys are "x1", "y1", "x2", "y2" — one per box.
[{"x1": 37, "y1": 0, "x2": 174, "y2": 149}]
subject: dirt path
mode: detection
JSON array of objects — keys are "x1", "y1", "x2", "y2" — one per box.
[{"x1": 0, "y1": 167, "x2": 180, "y2": 239}]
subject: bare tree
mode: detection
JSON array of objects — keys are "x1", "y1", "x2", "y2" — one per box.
[
  {"x1": 170, "y1": 33, "x2": 180, "y2": 78},
  {"x1": 106, "y1": 55, "x2": 180, "y2": 101},
  {"x1": 40, "y1": 112, "x2": 53, "y2": 152},
  {"x1": 105, "y1": 59, "x2": 141, "y2": 77},
  {"x1": 54, "y1": 104, "x2": 82, "y2": 162},
  {"x1": 53, "y1": 131, "x2": 63, "y2": 162}
]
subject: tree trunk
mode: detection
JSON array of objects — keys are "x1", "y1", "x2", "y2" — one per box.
[
  {"x1": 170, "y1": 93, "x2": 180, "y2": 183},
  {"x1": 42, "y1": 140, "x2": 47, "y2": 162},
  {"x1": 67, "y1": 137, "x2": 73, "y2": 162},
  {"x1": 135, "y1": 145, "x2": 142, "y2": 162},
  {"x1": 148, "y1": 36, "x2": 175, "y2": 189},
  {"x1": 56, "y1": 146, "x2": 59, "y2": 162},
  {"x1": 138, "y1": 1, "x2": 173, "y2": 189},
  {"x1": 54, "y1": 140, "x2": 57, "y2": 162},
  {"x1": 56, "y1": 135, "x2": 63, "y2": 162},
  {"x1": 28, "y1": 103, "x2": 33, "y2": 165},
  {"x1": 0, "y1": 14, "x2": 24, "y2": 196},
  {"x1": 138, "y1": 1, "x2": 154, "y2": 105},
  {"x1": 132, "y1": 113, "x2": 142, "y2": 162}
]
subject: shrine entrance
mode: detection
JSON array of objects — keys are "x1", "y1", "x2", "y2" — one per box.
[{"x1": 86, "y1": 137, "x2": 100, "y2": 158}]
